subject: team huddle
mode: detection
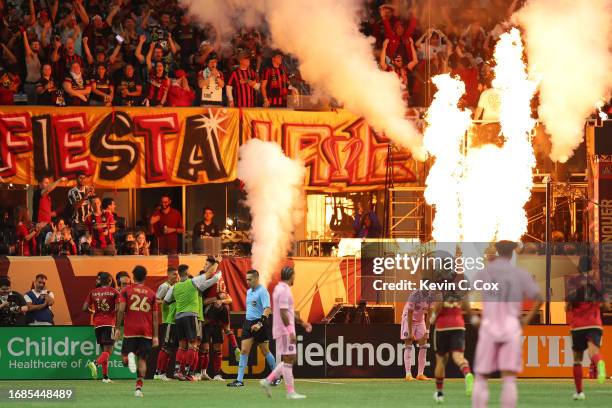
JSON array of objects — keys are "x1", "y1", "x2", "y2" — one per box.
[
  {"x1": 82, "y1": 258, "x2": 310, "y2": 399},
  {"x1": 402, "y1": 241, "x2": 609, "y2": 406}
]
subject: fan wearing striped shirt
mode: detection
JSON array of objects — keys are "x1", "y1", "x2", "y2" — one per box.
[
  {"x1": 261, "y1": 50, "x2": 292, "y2": 108},
  {"x1": 227, "y1": 51, "x2": 259, "y2": 108}
]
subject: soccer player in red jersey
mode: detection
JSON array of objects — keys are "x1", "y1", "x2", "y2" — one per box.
[
  {"x1": 83, "y1": 272, "x2": 119, "y2": 383},
  {"x1": 430, "y1": 291, "x2": 474, "y2": 403},
  {"x1": 115, "y1": 266, "x2": 159, "y2": 398},
  {"x1": 200, "y1": 268, "x2": 238, "y2": 381},
  {"x1": 567, "y1": 255, "x2": 610, "y2": 400}
]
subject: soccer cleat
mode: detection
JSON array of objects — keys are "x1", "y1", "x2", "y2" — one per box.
[
  {"x1": 193, "y1": 373, "x2": 202, "y2": 381},
  {"x1": 159, "y1": 374, "x2": 172, "y2": 382},
  {"x1": 227, "y1": 380, "x2": 244, "y2": 387},
  {"x1": 134, "y1": 389, "x2": 143, "y2": 398},
  {"x1": 286, "y1": 392, "x2": 307, "y2": 399},
  {"x1": 213, "y1": 374, "x2": 225, "y2": 382},
  {"x1": 572, "y1": 392, "x2": 586, "y2": 400},
  {"x1": 153, "y1": 374, "x2": 160, "y2": 380},
  {"x1": 260, "y1": 378, "x2": 272, "y2": 398},
  {"x1": 184, "y1": 375, "x2": 195, "y2": 382},
  {"x1": 416, "y1": 374, "x2": 430, "y2": 381},
  {"x1": 102, "y1": 378, "x2": 113, "y2": 384},
  {"x1": 86, "y1": 361, "x2": 98, "y2": 379},
  {"x1": 127, "y1": 352, "x2": 137, "y2": 374},
  {"x1": 465, "y1": 372, "x2": 474, "y2": 396},
  {"x1": 434, "y1": 391, "x2": 444, "y2": 404},
  {"x1": 272, "y1": 378, "x2": 282, "y2": 386},
  {"x1": 597, "y1": 360, "x2": 606, "y2": 384},
  {"x1": 405, "y1": 374, "x2": 415, "y2": 381},
  {"x1": 201, "y1": 371, "x2": 212, "y2": 381},
  {"x1": 174, "y1": 373, "x2": 187, "y2": 381},
  {"x1": 234, "y1": 348, "x2": 241, "y2": 362}
]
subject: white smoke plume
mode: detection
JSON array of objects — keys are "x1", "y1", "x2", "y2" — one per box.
[
  {"x1": 237, "y1": 139, "x2": 305, "y2": 284},
  {"x1": 514, "y1": 0, "x2": 612, "y2": 162},
  {"x1": 181, "y1": 0, "x2": 425, "y2": 159}
]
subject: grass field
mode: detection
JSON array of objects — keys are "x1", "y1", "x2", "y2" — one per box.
[{"x1": 3, "y1": 379, "x2": 612, "y2": 408}]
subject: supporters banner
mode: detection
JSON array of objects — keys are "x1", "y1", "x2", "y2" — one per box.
[
  {"x1": 0, "y1": 107, "x2": 420, "y2": 190},
  {"x1": 241, "y1": 108, "x2": 418, "y2": 191},
  {"x1": 0, "y1": 106, "x2": 240, "y2": 189},
  {"x1": 0, "y1": 326, "x2": 132, "y2": 379}
]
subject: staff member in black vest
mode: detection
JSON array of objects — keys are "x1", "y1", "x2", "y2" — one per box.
[
  {"x1": 24, "y1": 274, "x2": 55, "y2": 325},
  {"x1": 192, "y1": 207, "x2": 220, "y2": 252}
]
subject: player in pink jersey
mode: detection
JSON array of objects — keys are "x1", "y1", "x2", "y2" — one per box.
[
  {"x1": 566, "y1": 255, "x2": 610, "y2": 400},
  {"x1": 260, "y1": 266, "x2": 312, "y2": 400},
  {"x1": 471, "y1": 241, "x2": 542, "y2": 408},
  {"x1": 401, "y1": 289, "x2": 433, "y2": 381}
]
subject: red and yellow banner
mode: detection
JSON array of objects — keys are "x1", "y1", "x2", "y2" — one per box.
[
  {"x1": 0, "y1": 106, "x2": 239, "y2": 189},
  {"x1": 242, "y1": 108, "x2": 417, "y2": 190},
  {"x1": 0, "y1": 107, "x2": 418, "y2": 190}
]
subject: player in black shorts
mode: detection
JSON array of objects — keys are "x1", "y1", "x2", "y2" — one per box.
[
  {"x1": 228, "y1": 270, "x2": 280, "y2": 387},
  {"x1": 83, "y1": 272, "x2": 120, "y2": 383},
  {"x1": 201, "y1": 292, "x2": 233, "y2": 381}
]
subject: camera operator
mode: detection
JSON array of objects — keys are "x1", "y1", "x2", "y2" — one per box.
[
  {"x1": 0, "y1": 276, "x2": 28, "y2": 326},
  {"x1": 24, "y1": 274, "x2": 55, "y2": 325}
]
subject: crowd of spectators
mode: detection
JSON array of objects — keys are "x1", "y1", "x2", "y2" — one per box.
[
  {"x1": 0, "y1": 170, "x2": 225, "y2": 256},
  {"x1": 0, "y1": 0, "x2": 529, "y2": 111}
]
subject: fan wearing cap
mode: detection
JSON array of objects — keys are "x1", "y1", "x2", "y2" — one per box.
[
  {"x1": 167, "y1": 70, "x2": 195, "y2": 107},
  {"x1": 226, "y1": 51, "x2": 259, "y2": 108},
  {"x1": 198, "y1": 53, "x2": 224, "y2": 106},
  {"x1": 261, "y1": 50, "x2": 294, "y2": 108}
]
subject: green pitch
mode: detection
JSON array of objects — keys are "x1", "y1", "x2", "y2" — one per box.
[{"x1": 3, "y1": 379, "x2": 611, "y2": 408}]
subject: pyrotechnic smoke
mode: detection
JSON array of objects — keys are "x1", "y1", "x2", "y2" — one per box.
[
  {"x1": 179, "y1": 0, "x2": 266, "y2": 39},
  {"x1": 423, "y1": 74, "x2": 472, "y2": 242},
  {"x1": 514, "y1": 0, "x2": 612, "y2": 162},
  {"x1": 181, "y1": 0, "x2": 425, "y2": 159},
  {"x1": 237, "y1": 139, "x2": 305, "y2": 284}
]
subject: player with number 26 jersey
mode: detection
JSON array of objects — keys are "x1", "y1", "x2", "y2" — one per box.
[{"x1": 120, "y1": 283, "x2": 158, "y2": 339}]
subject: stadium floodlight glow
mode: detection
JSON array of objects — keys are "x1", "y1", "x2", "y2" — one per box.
[{"x1": 226, "y1": 218, "x2": 234, "y2": 227}]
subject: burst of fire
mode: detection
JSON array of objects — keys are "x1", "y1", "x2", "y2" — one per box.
[
  {"x1": 423, "y1": 74, "x2": 472, "y2": 242},
  {"x1": 489, "y1": 28, "x2": 538, "y2": 241},
  {"x1": 425, "y1": 28, "x2": 537, "y2": 243}
]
